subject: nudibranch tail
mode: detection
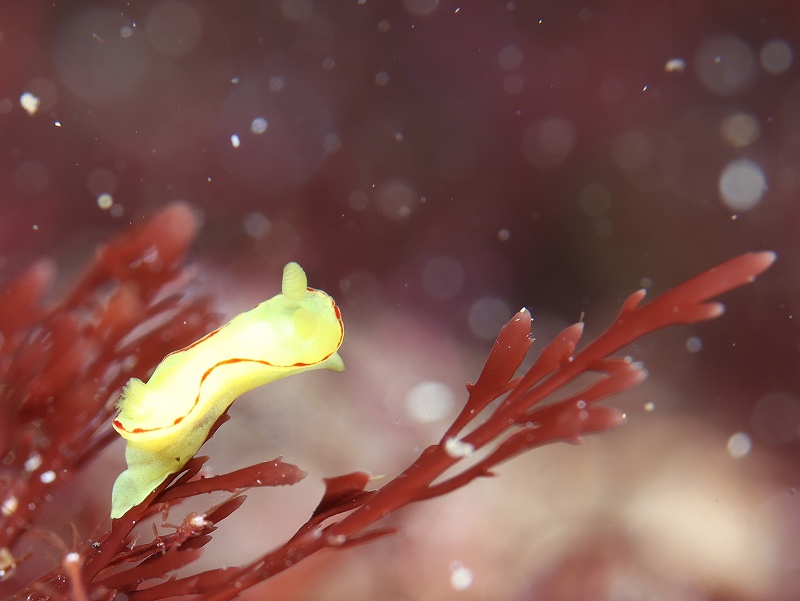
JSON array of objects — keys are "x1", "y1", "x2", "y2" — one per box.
[{"x1": 282, "y1": 261, "x2": 308, "y2": 303}]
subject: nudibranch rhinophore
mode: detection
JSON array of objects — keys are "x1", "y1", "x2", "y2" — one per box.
[{"x1": 110, "y1": 262, "x2": 344, "y2": 519}]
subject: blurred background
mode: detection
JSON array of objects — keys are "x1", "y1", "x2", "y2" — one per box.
[{"x1": 1, "y1": 0, "x2": 799, "y2": 599}]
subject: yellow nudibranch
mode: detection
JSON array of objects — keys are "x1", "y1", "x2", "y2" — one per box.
[{"x1": 110, "y1": 262, "x2": 344, "y2": 519}]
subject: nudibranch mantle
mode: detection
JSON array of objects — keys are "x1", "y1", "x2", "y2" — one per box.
[{"x1": 110, "y1": 262, "x2": 344, "y2": 519}]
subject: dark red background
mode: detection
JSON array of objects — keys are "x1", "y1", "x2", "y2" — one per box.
[{"x1": 1, "y1": 2, "x2": 798, "y2": 599}]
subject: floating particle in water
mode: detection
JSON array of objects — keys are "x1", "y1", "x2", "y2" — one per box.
[
  {"x1": 375, "y1": 71, "x2": 390, "y2": 87},
  {"x1": 375, "y1": 180, "x2": 415, "y2": 220},
  {"x1": 242, "y1": 211, "x2": 270, "y2": 239},
  {"x1": 685, "y1": 336, "x2": 702, "y2": 353},
  {"x1": 269, "y1": 76, "x2": 284, "y2": 92},
  {"x1": 469, "y1": 296, "x2": 511, "y2": 341},
  {"x1": 444, "y1": 438, "x2": 474, "y2": 459},
  {"x1": 145, "y1": 0, "x2": 202, "y2": 57},
  {"x1": 726, "y1": 432, "x2": 751, "y2": 458},
  {"x1": 718, "y1": 158, "x2": 766, "y2": 211},
  {"x1": 0, "y1": 546, "x2": 16, "y2": 580},
  {"x1": 1, "y1": 496, "x2": 19, "y2": 517},
  {"x1": 760, "y1": 39, "x2": 793, "y2": 74},
  {"x1": 498, "y1": 44, "x2": 523, "y2": 70},
  {"x1": 721, "y1": 112, "x2": 760, "y2": 148},
  {"x1": 521, "y1": 117, "x2": 576, "y2": 169},
  {"x1": 422, "y1": 256, "x2": 465, "y2": 300},
  {"x1": 449, "y1": 561, "x2": 474, "y2": 590},
  {"x1": 24, "y1": 453, "x2": 42, "y2": 473},
  {"x1": 406, "y1": 381, "x2": 455, "y2": 422},
  {"x1": 664, "y1": 58, "x2": 686, "y2": 73},
  {"x1": 694, "y1": 35, "x2": 756, "y2": 97},
  {"x1": 404, "y1": 0, "x2": 441, "y2": 17},
  {"x1": 54, "y1": 8, "x2": 148, "y2": 103},
  {"x1": 20, "y1": 92, "x2": 40, "y2": 115},
  {"x1": 97, "y1": 193, "x2": 114, "y2": 210},
  {"x1": 250, "y1": 116, "x2": 268, "y2": 134}
]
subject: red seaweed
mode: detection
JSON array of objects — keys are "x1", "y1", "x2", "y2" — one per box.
[{"x1": 0, "y1": 206, "x2": 775, "y2": 599}]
